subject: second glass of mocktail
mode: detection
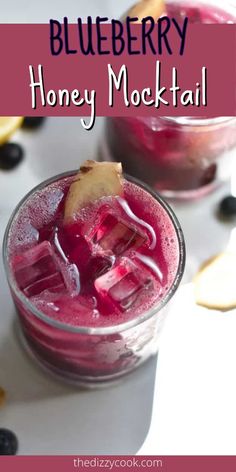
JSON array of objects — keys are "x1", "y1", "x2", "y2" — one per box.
[{"x1": 104, "y1": 0, "x2": 236, "y2": 199}]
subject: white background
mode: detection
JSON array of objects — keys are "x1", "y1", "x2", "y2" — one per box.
[{"x1": 0, "y1": 0, "x2": 236, "y2": 456}]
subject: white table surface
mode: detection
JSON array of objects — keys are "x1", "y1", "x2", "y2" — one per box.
[{"x1": 1, "y1": 0, "x2": 236, "y2": 456}]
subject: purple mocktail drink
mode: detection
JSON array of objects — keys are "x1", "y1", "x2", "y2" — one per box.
[
  {"x1": 3, "y1": 162, "x2": 185, "y2": 385},
  {"x1": 104, "y1": 0, "x2": 236, "y2": 199}
]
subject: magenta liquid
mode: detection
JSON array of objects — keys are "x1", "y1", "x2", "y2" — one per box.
[
  {"x1": 105, "y1": 1, "x2": 236, "y2": 197},
  {"x1": 5, "y1": 173, "x2": 184, "y2": 384}
]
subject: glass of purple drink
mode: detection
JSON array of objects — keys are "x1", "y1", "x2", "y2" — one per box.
[
  {"x1": 3, "y1": 163, "x2": 185, "y2": 386},
  {"x1": 104, "y1": 0, "x2": 236, "y2": 199}
]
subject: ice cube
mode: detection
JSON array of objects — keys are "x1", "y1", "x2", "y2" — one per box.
[
  {"x1": 49, "y1": 295, "x2": 99, "y2": 326},
  {"x1": 90, "y1": 212, "x2": 147, "y2": 255},
  {"x1": 94, "y1": 258, "x2": 153, "y2": 312},
  {"x1": 13, "y1": 241, "x2": 67, "y2": 298},
  {"x1": 24, "y1": 273, "x2": 65, "y2": 298},
  {"x1": 88, "y1": 255, "x2": 114, "y2": 280},
  {"x1": 56, "y1": 295, "x2": 96, "y2": 314}
]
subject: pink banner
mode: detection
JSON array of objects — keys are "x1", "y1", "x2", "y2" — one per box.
[
  {"x1": 1, "y1": 456, "x2": 236, "y2": 471},
  {"x1": 0, "y1": 23, "x2": 235, "y2": 122}
]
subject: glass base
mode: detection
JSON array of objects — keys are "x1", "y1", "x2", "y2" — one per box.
[
  {"x1": 158, "y1": 180, "x2": 221, "y2": 201},
  {"x1": 17, "y1": 324, "x2": 157, "y2": 389}
]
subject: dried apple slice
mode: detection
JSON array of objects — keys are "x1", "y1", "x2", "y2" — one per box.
[
  {"x1": 194, "y1": 252, "x2": 236, "y2": 311},
  {"x1": 64, "y1": 161, "x2": 123, "y2": 224},
  {"x1": 123, "y1": 0, "x2": 165, "y2": 22}
]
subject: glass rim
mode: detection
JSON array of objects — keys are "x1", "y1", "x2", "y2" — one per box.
[
  {"x1": 3, "y1": 170, "x2": 185, "y2": 336},
  {"x1": 162, "y1": 116, "x2": 236, "y2": 127},
  {"x1": 165, "y1": 0, "x2": 236, "y2": 17}
]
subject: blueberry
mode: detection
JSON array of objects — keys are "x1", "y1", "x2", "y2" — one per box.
[
  {"x1": 0, "y1": 143, "x2": 24, "y2": 170},
  {"x1": 219, "y1": 196, "x2": 236, "y2": 217},
  {"x1": 23, "y1": 117, "x2": 45, "y2": 129},
  {"x1": 0, "y1": 429, "x2": 18, "y2": 455}
]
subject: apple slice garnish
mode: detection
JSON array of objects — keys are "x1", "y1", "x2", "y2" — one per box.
[
  {"x1": 123, "y1": 0, "x2": 165, "y2": 22},
  {"x1": 64, "y1": 161, "x2": 123, "y2": 224},
  {"x1": 194, "y1": 252, "x2": 236, "y2": 311}
]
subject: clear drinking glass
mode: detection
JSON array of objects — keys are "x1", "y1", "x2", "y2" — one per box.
[
  {"x1": 102, "y1": 0, "x2": 236, "y2": 199},
  {"x1": 3, "y1": 172, "x2": 185, "y2": 387},
  {"x1": 104, "y1": 117, "x2": 236, "y2": 199}
]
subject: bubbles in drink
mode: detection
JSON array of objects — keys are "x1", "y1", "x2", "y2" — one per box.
[{"x1": 15, "y1": 222, "x2": 39, "y2": 249}]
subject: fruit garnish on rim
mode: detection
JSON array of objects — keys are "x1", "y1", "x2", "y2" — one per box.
[
  {"x1": 194, "y1": 228, "x2": 236, "y2": 311},
  {"x1": 123, "y1": 0, "x2": 165, "y2": 22},
  {"x1": 64, "y1": 160, "x2": 123, "y2": 224}
]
